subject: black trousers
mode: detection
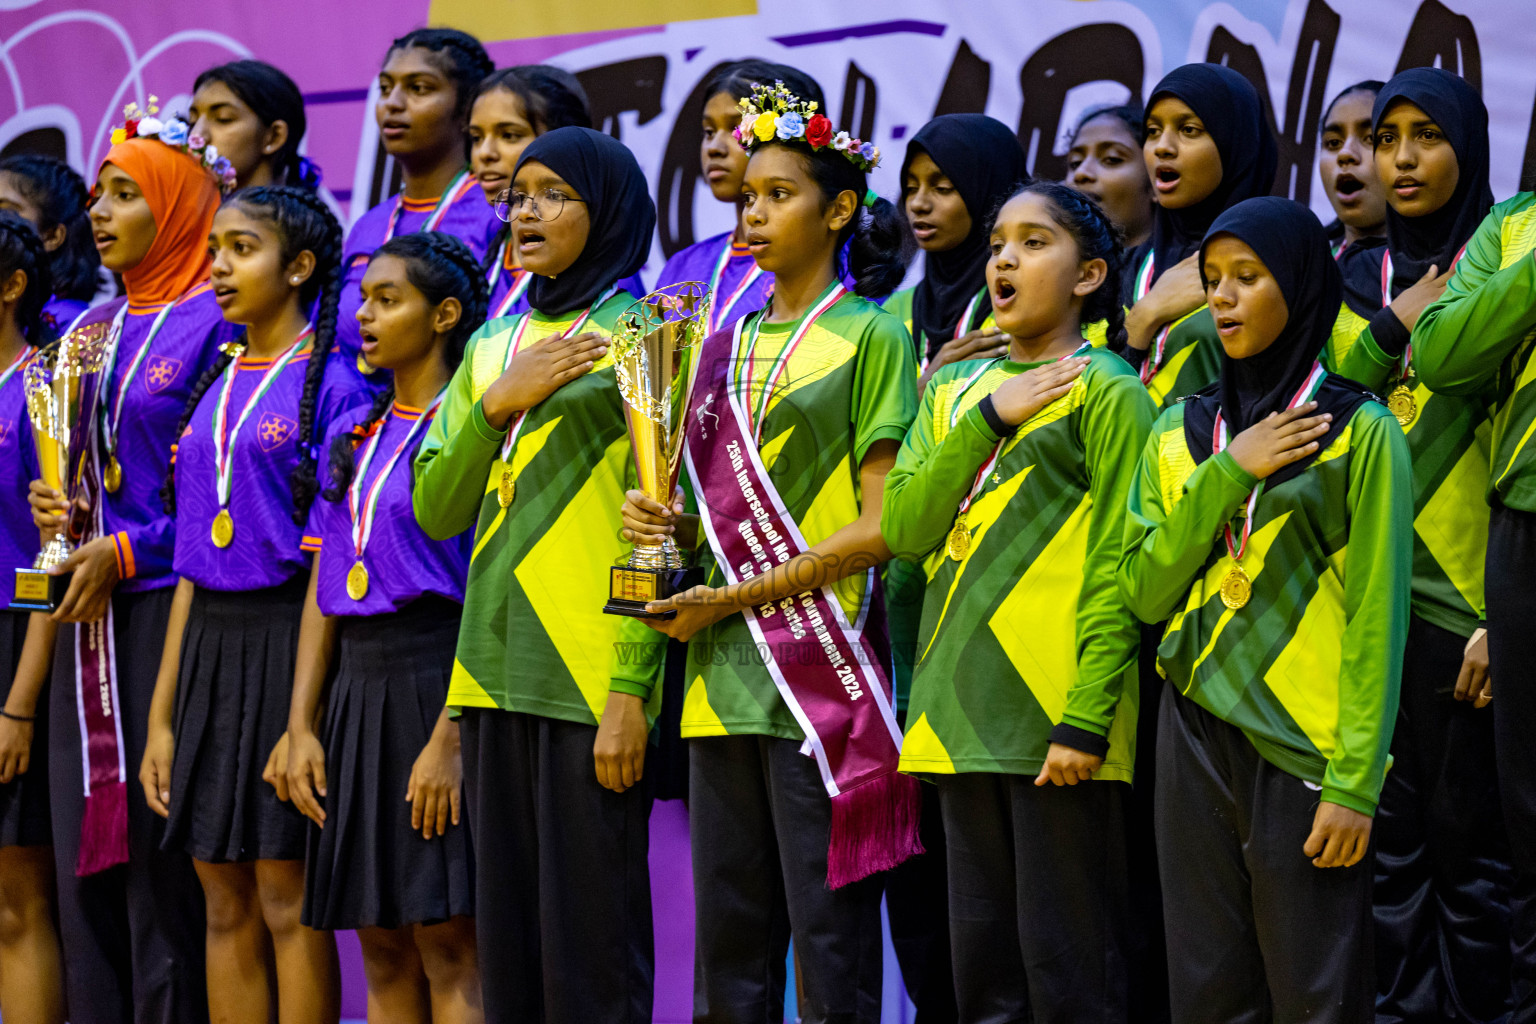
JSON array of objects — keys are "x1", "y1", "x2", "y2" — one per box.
[
  {"x1": 883, "y1": 778, "x2": 957, "y2": 1023},
  {"x1": 689, "y1": 734, "x2": 884, "y2": 1024},
  {"x1": 1157, "y1": 685, "x2": 1374, "y2": 1024},
  {"x1": 1374, "y1": 614, "x2": 1512, "y2": 1023},
  {"x1": 937, "y1": 771, "x2": 1129, "y2": 1024},
  {"x1": 460, "y1": 708, "x2": 653, "y2": 1024},
  {"x1": 48, "y1": 589, "x2": 209, "y2": 1024},
  {"x1": 1489, "y1": 500, "x2": 1536, "y2": 1022}
]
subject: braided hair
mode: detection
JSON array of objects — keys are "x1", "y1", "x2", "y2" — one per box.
[
  {"x1": 193, "y1": 60, "x2": 321, "y2": 189},
  {"x1": 0, "y1": 155, "x2": 98, "y2": 302},
  {"x1": 159, "y1": 185, "x2": 344, "y2": 520},
  {"x1": 387, "y1": 29, "x2": 493, "y2": 125},
  {"x1": 0, "y1": 210, "x2": 56, "y2": 346},
  {"x1": 994, "y1": 180, "x2": 1128, "y2": 343},
  {"x1": 324, "y1": 231, "x2": 487, "y2": 500},
  {"x1": 474, "y1": 65, "x2": 594, "y2": 274}
]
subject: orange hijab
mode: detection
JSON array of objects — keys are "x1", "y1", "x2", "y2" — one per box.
[{"x1": 100, "y1": 137, "x2": 220, "y2": 307}]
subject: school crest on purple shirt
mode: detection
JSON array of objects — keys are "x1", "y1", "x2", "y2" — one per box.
[
  {"x1": 145, "y1": 355, "x2": 183, "y2": 394},
  {"x1": 257, "y1": 412, "x2": 296, "y2": 452}
]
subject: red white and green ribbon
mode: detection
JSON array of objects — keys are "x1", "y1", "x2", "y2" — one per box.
[
  {"x1": 350, "y1": 391, "x2": 444, "y2": 562},
  {"x1": 211, "y1": 327, "x2": 311, "y2": 508},
  {"x1": 735, "y1": 283, "x2": 846, "y2": 445},
  {"x1": 0, "y1": 343, "x2": 32, "y2": 394},
  {"x1": 488, "y1": 240, "x2": 534, "y2": 319},
  {"x1": 383, "y1": 168, "x2": 476, "y2": 242},
  {"x1": 1132, "y1": 250, "x2": 1172, "y2": 385},
  {"x1": 498, "y1": 286, "x2": 615, "y2": 465},
  {"x1": 706, "y1": 237, "x2": 765, "y2": 335},
  {"x1": 98, "y1": 291, "x2": 191, "y2": 466},
  {"x1": 1212, "y1": 360, "x2": 1327, "y2": 563}
]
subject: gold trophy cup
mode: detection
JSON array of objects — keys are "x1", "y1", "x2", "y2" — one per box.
[
  {"x1": 604, "y1": 282, "x2": 710, "y2": 618},
  {"x1": 14, "y1": 323, "x2": 110, "y2": 612}
]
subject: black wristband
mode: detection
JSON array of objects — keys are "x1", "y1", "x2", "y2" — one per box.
[
  {"x1": 977, "y1": 394, "x2": 1016, "y2": 438},
  {"x1": 1048, "y1": 722, "x2": 1111, "y2": 759},
  {"x1": 0, "y1": 709, "x2": 35, "y2": 723}
]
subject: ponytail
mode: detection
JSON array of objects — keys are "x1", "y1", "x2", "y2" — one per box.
[
  {"x1": 323, "y1": 231, "x2": 487, "y2": 500},
  {"x1": 162, "y1": 342, "x2": 240, "y2": 517}
]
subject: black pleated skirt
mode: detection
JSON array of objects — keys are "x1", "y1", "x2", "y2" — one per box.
[
  {"x1": 162, "y1": 578, "x2": 308, "y2": 863},
  {"x1": 302, "y1": 596, "x2": 474, "y2": 930},
  {"x1": 0, "y1": 609, "x2": 49, "y2": 847}
]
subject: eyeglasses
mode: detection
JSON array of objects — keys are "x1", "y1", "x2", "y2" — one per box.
[{"x1": 494, "y1": 187, "x2": 587, "y2": 223}]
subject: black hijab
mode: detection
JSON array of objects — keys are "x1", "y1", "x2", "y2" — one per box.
[
  {"x1": 901, "y1": 114, "x2": 1027, "y2": 358},
  {"x1": 1372, "y1": 68, "x2": 1492, "y2": 297},
  {"x1": 1184, "y1": 197, "x2": 1373, "y2": 485},
  {"x1": 515, "y1": 127, "x2": 656, "y2": 315},
  {"x1": 1146, "y1": 64, "x2": 1278, "y2": 287}
]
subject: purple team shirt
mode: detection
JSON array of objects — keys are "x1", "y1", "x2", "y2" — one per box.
[
  {"x1": 337, "y1": 184, "x2": 501, "y2": 371},
  {"x1": 172, "y1": 347, "x2": 371, "y2": 592},
  {"x1": 311, "y1": 402, "x2": 470, "y2": 617},
  {"x1": 74, "y1": 286, "x2": 238, "y2": 592},
  {"x1": 655, "y1": 231, "x2": 773, "y2": 334},
  {"x1": 0, "y1": 349, "x2": 41, "y2": 598}
]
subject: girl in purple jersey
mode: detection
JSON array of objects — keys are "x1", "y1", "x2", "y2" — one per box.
[
  {"x1": 0, "y1": 155, "x2": 100, "y2": 333},
  {"x1": 273, "y1": 231, "x2": 484, "y2": 1024},
  {"x1": 338, "y1": 29, "x2": 498, "y2": 373},
  {"x1": 653, "y1": 61, "x2": 824, "y2": 330},
  {"x1": 0, "y1": 211, "x2": 64, "y2": 1024},
  {"x1": 188, "y1": 60, "x2": 321, "y2": 191},
  {"x1": 470, "y1": 65, "x2": 593, "y2": 320},
  {"x1": 143, "y1": 186, "x2": 370, "y2": 1024}
]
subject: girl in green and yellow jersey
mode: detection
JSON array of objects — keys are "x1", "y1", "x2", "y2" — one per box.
[
  {"x1": 1118, "y1": 64, "x2": 1278, "y2": 408},
  {"x1": 883, "y1": 180, "x2": 1155, "y2": 1021},
  {"x1": 1119, "y1": 196, "x2": 1413, "y2": 1023},
  {"x1": 1332, "y1": 68, "x2": 1512, "y2": 1022},
  {"x1": 413, "y1": 126, "x2": 663, "y2": 1023}
]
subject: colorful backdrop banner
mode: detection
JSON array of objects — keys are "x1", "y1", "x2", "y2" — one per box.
[{"x1": 0, "y1": 0, "x2": 1531, "y2": 276}]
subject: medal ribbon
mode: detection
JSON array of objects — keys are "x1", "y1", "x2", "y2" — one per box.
[
  {"x1": 490, "y1": 247, "x2": 533, "y2": 319},
  {"x1": 917, "y1": 287, "x2": 988, "y2": 376},
  {"x1": 99, "y1": 288, "x2": 196, "y2": 463},
  {"x1": 383, "y1": 168, "x2": 475, "y2": 243},
  {"x1": 211, "y1": 327, "x2": 312, "y2": 507},
  {"x1": 0, "y1": 344, "x2": 32, "y2": 394},
  {"x1": 1212, "y1": 360, "x2": 1327, "y2": 563},
  {"x1": 706, "y1": 238, "x2": 765, "y2": 335},
  {"x1": 350, "y1": 392, "x2": 444, "y2": 561},
  {"x1": 1132, "y1": 250, "x2": 1172, "y2": 385},
  {"x1": 1380, "y1": 245, "x2": 1466, "y2": 380},
  {"x1": 497, "y1": 285, "x2": 616, "y2": 464},
  {"x1": 951, "y1": 342, "x2": 1090, "y2": 520},
  {"x1": 736, "y1": 283, "x2": 847, "y2": 445}
]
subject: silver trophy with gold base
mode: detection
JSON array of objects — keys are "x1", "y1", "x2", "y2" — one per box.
[
  {"x1": 604, "y1": 282, "x2": 710, "y2": 619},
  {"x1": 13, "y1": 322, "x2": 111, "y2": 612}
]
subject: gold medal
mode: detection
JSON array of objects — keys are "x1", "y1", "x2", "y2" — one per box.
[
  {"x1": 211, "y1": 508, "x2": 234, "y2": 548},
  {"x1": 346, "y1": 560, "x2": 369, "y2": 601},
  {"x1": 1219, "y1": 564, "x2": 1252, "y2": 610},
  {"x1": 946, "y1": 515, "x2": 971, "y2": 561},
  {"x1": 1387, "y1": 383, "x2": 1417, "y2": 428},
  {"x1": 498, "y1": 470, "x2": 515, "y2": 508},
  {"x1": 103, "y1": 455, "x2": 122, "y2": 494}
]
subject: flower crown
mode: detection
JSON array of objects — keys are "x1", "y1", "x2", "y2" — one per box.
[
  {"x1": 733, "y1": 81, "x2": 881, "y2": 172},
  {"x1": 110, "y1": 97, "x2": 238, "y2": 194}
]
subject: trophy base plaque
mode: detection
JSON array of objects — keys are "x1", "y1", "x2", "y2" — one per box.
[
  {"x1": 605, "y1": 565, "x2": 704, "y2": 619},
  {"x1": 12, "y1": 567, "x2": 70, "y2": 613}
]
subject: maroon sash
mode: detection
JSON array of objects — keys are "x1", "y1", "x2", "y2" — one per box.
[
  {"x1": 70, "y1": 299, "x2": 129, "y2": 875},
  {"x1": 682, "y1": 325, "x2": 921, "y2": 887}
]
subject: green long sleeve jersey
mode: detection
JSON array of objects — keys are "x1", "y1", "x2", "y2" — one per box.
[
  {"x1": 884, "y1": 348, "x2": 1156, "y2": 780},
  {"x1": 680, "y1": 293, "x2": 918, "y2": 740},
  {"x1": 1334, "y1": 306, "x2": 1495, "y2": 637},
  {"x1": 1116, "y1": 399, "x2": 1413, "y2": 814},
  {"x1": 1413, "y1": 192, "x2": 1536, "y2": 514},
  {"x1": 412, "y1": 297, "x2": 665, "y2": 725}
]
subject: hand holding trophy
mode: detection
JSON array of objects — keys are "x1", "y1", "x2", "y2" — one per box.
[
  {"x1": 604, "y1": 282, "x2": 710, "y2": 618},
  {"x1": 14, "y1": 322, "x2": 110, "y2": 612}
]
